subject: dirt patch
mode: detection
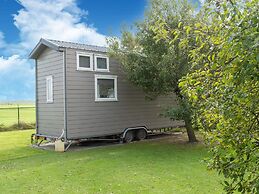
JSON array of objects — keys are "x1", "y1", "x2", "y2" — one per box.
[
  {"x1": 32, "y1": 132, "x2": 202, "y2": 152},
  {"x1": 154, "y1": 132, "x2": 203, "y2": 144}
]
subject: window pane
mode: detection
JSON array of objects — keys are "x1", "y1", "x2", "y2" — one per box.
[
  {"x1": 47, "y1": 80, "x2": 51, "y2": 100},
  {"x1": 49, "y1": 80, "x2": 53, "y2": 100},
  {"x1": 97, "y1": 79, "x2": 115, "y2": 98},
  {"x1": 79, "y1": 56, "x2": 90, "y2": 68},
  {"x1": 46, "y1": 77, "x2": 53, "y2": 102},
  {"x1": 97, "y1": 57, "x2": 107, "y2": 69}
]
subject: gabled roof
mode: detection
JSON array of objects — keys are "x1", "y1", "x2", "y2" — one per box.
[{"x1": 29, "y1": 38, "x2": 108, "y2": 59}]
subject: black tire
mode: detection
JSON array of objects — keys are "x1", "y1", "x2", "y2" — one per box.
[
  {"x1": 124, "y1": 130, "x2": 134, "y2": 143},
  {"x1": 136, "y1": 129, "x2": 147, "y2": 140}
]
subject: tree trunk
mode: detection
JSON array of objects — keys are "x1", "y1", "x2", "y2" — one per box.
[
  {"x1": 174, "y1": 88, "x2": 198, "y2": 142},
  {"x1": 184, "y1": 117, "x2": 198, "y2": 143}
]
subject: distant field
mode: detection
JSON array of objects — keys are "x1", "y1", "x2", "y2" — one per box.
[
  {"x1": 0, "y1": 104, "x2": 35, "y2": 126},
  {"x1": 0, "y1": 103, "x2": 35, "y2": 108}
]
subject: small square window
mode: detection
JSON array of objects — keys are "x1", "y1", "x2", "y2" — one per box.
[
  {"x1": 77, "y1": 52, "x2": 93, "y2": 71},
  {"x1": 79, "y1": 56, "x2": 91, "y2": 68},
  {"x1": 94, "y1": 55, "x2": 109, "y2": 72},
  {"x1": 95, "y1": 75, "x2": 117, "y2": 101},
  {"x1": 97, "y1": 58, "x2": 107, "y2": 69}
]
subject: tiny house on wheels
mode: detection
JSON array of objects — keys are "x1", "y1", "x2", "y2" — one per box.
[{"x1": 29, "y1": 38, "x2": 182, "y2": 150}]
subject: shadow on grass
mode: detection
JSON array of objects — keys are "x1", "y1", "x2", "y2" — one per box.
[{"x1": 0, "y1": 122, "x2": 35, "y2": 132}]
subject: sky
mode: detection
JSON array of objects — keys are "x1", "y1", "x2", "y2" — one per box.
[{"x1": 0, "y1": 0, "x2": 202, "y2": 101}]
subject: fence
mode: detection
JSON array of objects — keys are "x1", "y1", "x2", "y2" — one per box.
[{"x1": 0, "y1": 105, "x2": 36, "y2": 128}]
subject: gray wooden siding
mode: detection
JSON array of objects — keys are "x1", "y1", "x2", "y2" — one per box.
[
  {"x1": 37, "y1": 47, "x2": 64, "y2": 137},
  {"x1": 65, "y1": 48, "x2": 182, "y2": 139}
]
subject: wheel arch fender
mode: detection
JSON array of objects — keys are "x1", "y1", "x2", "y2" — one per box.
[{"x1": 121, "y1": 126, "x2": 148, "y2": 139}]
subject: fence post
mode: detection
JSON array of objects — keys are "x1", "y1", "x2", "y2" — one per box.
[{"x1": 17, "y1": 105, "x2": 20, "y2": 128}]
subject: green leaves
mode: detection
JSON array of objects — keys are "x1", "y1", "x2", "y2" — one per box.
[
  {"x1": 179, "y1": 0, "x2": 259, "y2": 193},
  {"x1": 178, "y1": 21, "x2": 183, "y2": 28},
  {"x1": 108, "y1": 0, "x2": 198, "y2": 142},
  {"x1": 184, "y1": 25, "x2": 191, "y2": 35},
  {"x1": 108, "y1": 0, "x2": 197, "y2": 97},
  {"x1": 109, "y1": 1, "x2": 259, "y2": 191}
]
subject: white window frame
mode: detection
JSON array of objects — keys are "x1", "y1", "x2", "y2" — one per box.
[
  {"x1": 46, "y1": 75, "x2": 53, "y2": 103},
  {"x1": 95, "y1": 74, "x2": 118, "y2": 102},
  {"x1": 94, "y1": 54, "x2": 109, "y2": 72},
  {"x1": 76, "y1": 51, "x2": 93, "y2": 71}
]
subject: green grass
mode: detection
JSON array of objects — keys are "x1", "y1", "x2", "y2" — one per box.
[
  {"x1": 0, "y1": 130, "x2": 223, "y2": 194},
  {"x1": 0, "y1": 104, "x2": 35, "y2": 126}
]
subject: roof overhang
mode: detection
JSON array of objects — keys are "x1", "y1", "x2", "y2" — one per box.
[{"x1": 29, "y1": 38, "x2": 63, "y2": 59}]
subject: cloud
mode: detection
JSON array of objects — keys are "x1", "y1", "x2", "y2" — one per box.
[
  {"x1": 0, "y1": 55, "x2": 34, "y2": 100},
  {"x1": 0, "y1": 55, "x2": 24, "y2": 71},
  {"x1": 0, "y1": 31, "x2": 6, "y2": 49},
  {"x1": 0, "y1": 0, "x2": 108, "y2": 101},
  {"x1": 14, "y1": 0, "x2": 107, "y2": 52}
]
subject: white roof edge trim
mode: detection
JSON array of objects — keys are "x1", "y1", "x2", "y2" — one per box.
[
  {"x1": 29, "y1": 38, "x2": 109, "y2": 59},
  {"x1": 29, "y1": 38, "x2": 61, "y2": 59}
]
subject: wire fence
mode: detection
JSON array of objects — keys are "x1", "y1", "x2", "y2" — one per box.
[{"x1": 0, "y1": 105, "x2": 36, "y2": 129}]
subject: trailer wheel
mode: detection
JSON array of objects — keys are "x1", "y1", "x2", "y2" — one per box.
[
  {"x1": 136, "y1": 129, "x2": 147, "y2": 140},
  {"x1": 124, "y1": 130, "x2": 134, "y2": 143}
]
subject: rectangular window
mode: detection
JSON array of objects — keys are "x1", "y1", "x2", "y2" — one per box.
[
  {"x1": 94, "y1": 55, "x2": 109, "y2": 72},
  {"x1": 46, "y1": 75, "x2": 53, "y2": 103},
  {"x1": 77, "y1": 52, "x2": 93, "y2": 71},
  {"x1": 95, "y1": 75, "x2": 117, "y2": 101}
]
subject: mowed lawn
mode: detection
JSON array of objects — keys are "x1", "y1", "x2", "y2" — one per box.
[
  {"x1": 0, "y1": 130, "x2": 223, "y2": 194},
  {"x1": 0, "y1": 104, "x2": 35, "y2": 126}
]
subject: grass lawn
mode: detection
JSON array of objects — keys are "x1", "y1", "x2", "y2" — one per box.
[
  {"x1": 0, "y1": 130, "x2": 223, "y2": 194},
  {"x1": 0, "y1": 104, "x2": 35, "y2": 126}
]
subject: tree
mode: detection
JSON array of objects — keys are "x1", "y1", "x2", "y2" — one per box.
[
  {"x1": 108, "y1": 0, "x2": 198, "y2": 142},
  {"x1": 177, "y1": 0, "x2": 259, "y2": 193}
]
